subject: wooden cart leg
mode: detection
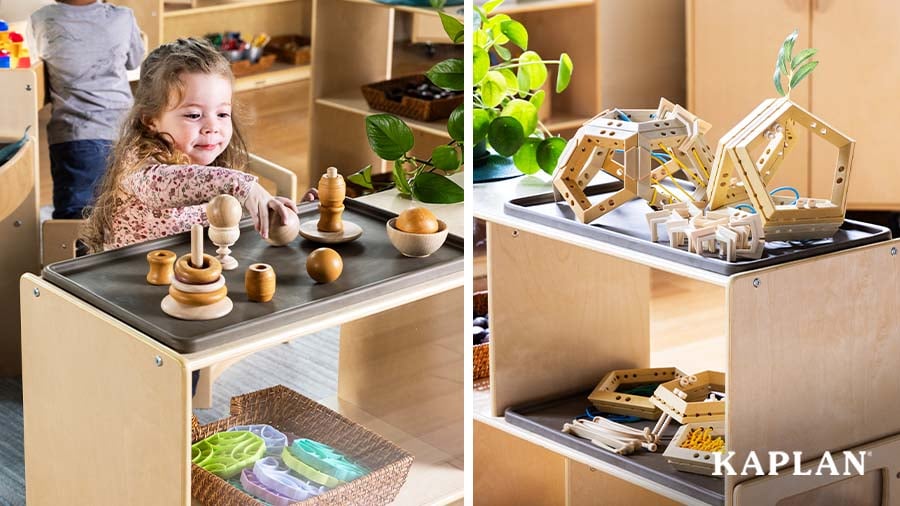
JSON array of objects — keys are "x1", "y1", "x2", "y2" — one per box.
[
  {"x1": 21, "y1": 275, "x2": 191, "y2": 505},
  {"x1": 338, "y1": 287, "x2": 463, "y2": 459}
]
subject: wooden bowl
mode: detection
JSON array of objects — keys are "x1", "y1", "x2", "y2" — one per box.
[{"x1": 385, "y1": 218, "x2": 448, "y2": 257}]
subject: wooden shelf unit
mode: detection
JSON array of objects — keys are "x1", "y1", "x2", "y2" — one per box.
[
  {"x1": 473, "y1": 175, "x2": 900, "y2": 505},
  {"x1": 308, "y1": 0, "x2": 461, "y2": 184}
]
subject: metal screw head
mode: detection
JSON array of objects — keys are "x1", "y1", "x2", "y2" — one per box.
[
  {"x1": 33, "y1": 288, "x2": 40, "y2": 297},
  {"x1": 512, "y1": 229, "x2": 520, "y2": 238},
  {"x1": 892, "y1": 247, "x2": 897, "y2": 256},
  {"x1": 752, "y1": 278, "x2": 761, "y2": 288},
  {"x1": 13, "y1": 220, "x2": 21, "y2": 227},
  {"x1": 25, "y1": 84, "x2": 32, "y2": 91},
  {"x1": 154, "y1": 356, "x2": 164, "y2": 367}
]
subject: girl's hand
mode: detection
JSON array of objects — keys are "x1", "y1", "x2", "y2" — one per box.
[{"x1": 245, "y1": 183, "x2": 297, "y2": 239}]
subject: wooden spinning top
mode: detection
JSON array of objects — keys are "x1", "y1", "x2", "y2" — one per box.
[
  {"x1": 161, "y1": 224, "x2": 233, "y2": 320},
  {"x1": 206, "y1": 194, "x2": 242, "y2": 270},
  {"x1": 317, "y1": 166, "x2": 345, "y2": 233}
]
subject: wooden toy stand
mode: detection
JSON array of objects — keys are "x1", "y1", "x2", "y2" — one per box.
[
  {"x1": 20, "y1": 185, "x2": 465, "y2": 505},
  {"x1": 0, "y1": 64, "x2": 41, "y2": 376},
  {"x1": 474, "y1": 177, "x2": 900, "y2": 505}
]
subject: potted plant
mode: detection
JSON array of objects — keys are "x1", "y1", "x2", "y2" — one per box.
[
  {"x1": 348, "y1": 0, "x2": 464, "y2": 204},
  {"x1": 473, "y1": 0, "x2": 573, "y2": 181}
]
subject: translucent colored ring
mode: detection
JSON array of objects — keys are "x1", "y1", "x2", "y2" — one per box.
[
  {"x1": 281, "y1": 447, "x2": 343, "y2": 488},
  {"x1": 174, "y1": 254, "x2": 221, "y2": 284},
  {"x1": 168, "y1": 285, "x2": 228, "y2": 306},
  {"x1": 171, "y1": 275, "x2": 225, "y2": 294}
]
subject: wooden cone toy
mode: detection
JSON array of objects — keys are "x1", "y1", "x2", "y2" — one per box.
[{"x1": 161, "y1": 224, "x2": 233, "y2": 320}]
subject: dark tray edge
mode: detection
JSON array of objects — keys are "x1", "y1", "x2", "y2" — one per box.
[
  {"x1": 42, "y1": 199, "x2": 463, "y2": 353},
  {"x1": 503, "y1": 184, "x2": 892, "y2": 276}
]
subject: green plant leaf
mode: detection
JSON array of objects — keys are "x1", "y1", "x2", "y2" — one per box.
[
  {"x1": 347, "y1": 165, "x2": 374, "y2": 190},
  {"x1": 485, "y1": 13, "x2": 511, "y2": 31},
  {"x1": 789, "y1": 60, "x2": 818, "y2": 89},
  {"x1": 556, "y1": 53, "x2": 573, "y2": 93},
  {"x1": 473, "y1": 109, "x2": 491, "y2": 143},
  {"x1": 366, "y1": 114, "x2": 414, "y2": 161},
  {"x1": 425, "y1": 58, "x2": 464, "y2": 90},
  {"x1": 777, "y1": 45, "x2": 788, "y2": 76},
  {"x1": 791, "y1": 48, "x2": 817, "y2": 70},
  {"x1": 474, "y1": 6, "x2": 488, "y2": 25},
  {"x1": 530, "y1": 89, "x2": 545, "y2": 111},
  {"x1": 513, "y1": 138, "x2": 542, "y2": 174},
  {"x1": 412, "y1": 172, "x2": 464, "y2": 203},
  {"x1": 487, "y1": 116, "x2": 525, "y2": 156},
  {"x1": 438, "y1": 12, "x2": 464, "y2": 44},
  {"x1": 516, "y1": 66, "x2": 530, "y2": 97},
  {"x1": 498, "y1": 68, "x2": 518, "y2": 92},
  {"x1": 473, "y1": 29, "x2": 489, "y2": 48},
  {"x1": 482, "y1": 0, "x2": 503, "y2": 15},
  {"x1": 495, "y1": 44, "x2": 511, "y2": 61},
  {"x1": 773, "y1": 66, "x2": 785, "y2": 96},
  {"x1": 500, "y1": 20, "x2": 527, "y2": 50},
  {"x1": 501, "y1": 99, "x2": 538, "y2": 137},
  {"x1": 480, "y1": 71, "x2": 507, "y2": 108},
  {"x1": 431, "y1": 145, "x2": 460, "y2": 172},
  {"x1": 447, "y1": 104, "x2": 464, "y2": 143},
  {"x1": 393, "y1": 160, "x2": 412, "y2": 196},
  {"x1": 473, "y1": 46, "x2": 490, "y2": 84},
  {"x1": 518, "y1": 51, "x2": 548, "y2": 90},
  {"x1": 537, "y1": 137, "x2": 567, "y2": 174},
  {"x1": 780, "y1": 29, "x2": 798, "y2": 75},
  {"x1": 429, "y1": 0, "x2": 446, "y2": 8}
]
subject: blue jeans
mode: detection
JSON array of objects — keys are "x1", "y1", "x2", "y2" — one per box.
[{"x1": 49, "y1": 139, "x2": 112, "y2": 219}]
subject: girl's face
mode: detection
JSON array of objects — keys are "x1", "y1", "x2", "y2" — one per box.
[{"x1": 151, "y1": 72, "x2": 233, "y2": 166}]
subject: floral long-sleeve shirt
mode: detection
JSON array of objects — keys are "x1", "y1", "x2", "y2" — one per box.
[{"x1": 104, "y1": 163, "x2": 256, "y2": 250}]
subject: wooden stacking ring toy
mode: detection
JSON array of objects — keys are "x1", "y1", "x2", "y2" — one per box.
[
  {"x1": 174, "y1": 253, "x2": 222, "y2": 284},
  {"x1": 168, "y1": 284, "x2": 228, "y2": 306},
  {"x1": 146, "y1": 249, "x2": 176, "y2": 285},
  {"x1": 170, "y1": 275, "x2": 225, "y2": 294},
  {"x1": 245, "y1": 263, "x2": 276, "y2": 302}
]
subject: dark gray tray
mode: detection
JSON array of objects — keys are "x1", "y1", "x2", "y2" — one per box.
[
  {"x1": 504, "y1": 182, "x2": 891, "y2": 275},
  {"x1": 43, "y1": 199, "x2": 462, "y2": 353},
  {"x1": 506, "y1": 392, "x2": 724, "y2": 505}
]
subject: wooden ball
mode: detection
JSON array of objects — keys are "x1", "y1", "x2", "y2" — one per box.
[
  {"x1": 396, "y1": 207, "x2": 439, "y2": 234},
  {"x1": 306, "y1": 248, "x2": 342, "y2": 283},
  {"x1": 265, "y1": 210, "x2": 300, "y2": 246},
  {"x1": 206, "y1": 195, "x2": 242, "y2": 227}
]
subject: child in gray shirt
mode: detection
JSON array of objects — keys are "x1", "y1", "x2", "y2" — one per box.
[{"x1": 29, "y1": 0, "x2": 144, "y2": 219}]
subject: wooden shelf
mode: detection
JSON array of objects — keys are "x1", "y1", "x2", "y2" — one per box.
[
  {"x1": 165, "y1": 0, "x2": 301, "y2": 17},
  {"x1": 234, "y1": 62, "x2": 310, "y2": 92},
  {"x1": 490, "y1": 0, "x2": 595, "y2": 14},
  {"x1": 340, "y1": 0, "x2": 457, "y2": 17},
  {"x1": 544, "y1": 113, "x2": 591, "y2": 132},
  {"x1": 315, "y1": 93, "x2": 449, "y2": 137}
]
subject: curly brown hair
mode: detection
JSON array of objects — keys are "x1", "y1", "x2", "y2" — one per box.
[{"x1": 81, "y1": 37, "x2": 249, "y2": 252}]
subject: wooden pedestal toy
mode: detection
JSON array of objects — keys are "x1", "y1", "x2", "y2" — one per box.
[{"x1": 299, "y1": 166, "x2": 362, "y2": 244}]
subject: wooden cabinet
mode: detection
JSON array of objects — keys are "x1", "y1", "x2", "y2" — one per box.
[
  {"x1": 494, "y1": 0, "x2": 686, "y2": 138},
  {"x1": 688, "y1": 0, "x2": 900, "y2": 210},
  {"x1": 115, "y1": 0, "x2": 312, "y2": 92},
  {"x1": 308, "y1": 0, "x2": 461, "y2": 185},
  {"x1": 473, "y1": 175, "x2": 900, "y2": 505}
]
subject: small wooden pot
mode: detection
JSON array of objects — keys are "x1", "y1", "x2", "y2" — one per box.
[
  {"x1": 146, "y1": 250, "x2": 176, "y2": 285},
  {"x1": 245, "y1": 263, "x2": 276, "y2": 302}
]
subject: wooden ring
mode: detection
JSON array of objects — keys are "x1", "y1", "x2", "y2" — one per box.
[
  {"x1": 174, "y1": 254, "x2": 222, "y2": 284},
  {"x1": 170, "y1": 275, "x2": 225, "y2": 294},
  {"x1": 168, "y1": 285, "x2": 228, "y2": 306}
]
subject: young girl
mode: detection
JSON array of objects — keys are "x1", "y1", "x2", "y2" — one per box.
[{"x1": 82, "y1": 37, "x2": 297, "y2": 252}]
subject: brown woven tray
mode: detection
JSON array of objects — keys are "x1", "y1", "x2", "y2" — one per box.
[
  {"x1": 361, "y1": 75, "x2": 463, "y2": 122},
  {"x1": 265, "y1": 35, "x2": 311, "y2": 65},
  {"x1": 230, "y1": 54, "x2": 276, "y2": 78},
  {"x1": 191, "y1": 385, "x2": 413, "y2": 505},
  {"x1": 473, "y1": 291, "x2": 490, "y2": 381}
]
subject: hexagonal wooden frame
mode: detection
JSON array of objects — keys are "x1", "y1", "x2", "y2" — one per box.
[
  {"x1": 649, "y1": 370, "x2": 725, "y2": 424},
  {"x1": 552, "y1": 100, "x2": 715, "y2": 224},
  {"x1": 707, "y1": 97, "x2": 855, "y2": 241},
  {"x1": 588, "y1": 367, "x2": 687, "y2": 420},
  {"x1": 663, "y1": 421, "x2": 727, "y2": 476}
]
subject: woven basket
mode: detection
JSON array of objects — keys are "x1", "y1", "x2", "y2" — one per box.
[
  {"x1": 230, "y1": 54, "x2": 276, "y2": 78},
  {"x1": 191, "y1": 385, "x2": 413, "y2": 505},
  {"x1": 473, "y1": 291, "x2": 490, "y2": 381},
  {"x1": 361, "y1": 75, "x2": 463, "y2": 122}
]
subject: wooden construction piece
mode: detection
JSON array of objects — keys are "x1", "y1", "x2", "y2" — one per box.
[
  {"x1": 298, "y1": 219, "x2": 362, "y2": 244},
  {"x1": 146, "y1": 250, "x2": 176, "y2": 285},
  {"x1": 206, "y1": 195, "x2": 242, "y2": 270},
  {"x1": 551, "y1": 99, "x2": 713, "y2": 224},
  {"x1": 588, "y1": 367, "x2": 687, "y2": 420},
  {"x1": 245, "y1": 263, "x2": 276, "y2": 303},
  {"x1": 706, "y1": 97, "x2": 854, "y2": 241},
  {"x1": 662, "y1": 421, "x2": 727, "y2": 477},
  {"x1": 317, "y1": 166, "x2": 346, "y2": 233},
  {"x1": 649, "y1": 370, "x2": 726, "y2": 424},
  {"x1": 190, "y1": 224, "x2": 203, "y2": 268}
]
